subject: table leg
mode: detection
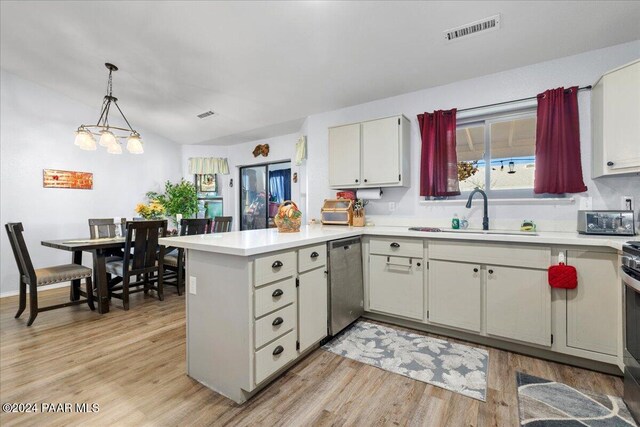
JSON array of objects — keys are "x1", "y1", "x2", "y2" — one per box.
[
  {"x1": 70, "y1": 250, "x2": 82, "y2": 301},
  {"x1": 92, "y1": 249, "x2": 110, "y2": 314}
]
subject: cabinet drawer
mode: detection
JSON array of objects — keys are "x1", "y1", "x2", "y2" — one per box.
[
  {"x1": 255, "y1": 330, "x2": 297, "y2": 385},
  {"x1": 254, "y1": 251, "x2": 296, "y2": 287},
  {"x1": 298, "y1": 244, "x2": 327, "y2": 273},
  {"x1": 429, "y1": 240, "x2": 550, "y2": 269},
  {"x1": 255, "y1": 278, "x2": 296, "y2": 318},
  {"x1": 370, "y1": 237, "x2": 423, "y2": 258},
  {"x1": 255, "y1": 304, "x2": 296, "y2": 349}
]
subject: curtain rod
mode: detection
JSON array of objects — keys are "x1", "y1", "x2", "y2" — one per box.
[{"x1": 457, "y1": 85, "x2": 592, "y2": 113}]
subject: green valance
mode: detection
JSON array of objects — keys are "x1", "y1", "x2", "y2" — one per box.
[{"x1": 188, "y1": 157, "x2": 230, "y2": 175}]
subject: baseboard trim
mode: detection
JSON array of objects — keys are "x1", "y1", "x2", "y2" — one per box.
[
  {"x1": 362, "y1": 312, "x2": 623, "y2": 377},
  {"x1": 0, "y1": 282, "x2": 70, "y2": 298}
]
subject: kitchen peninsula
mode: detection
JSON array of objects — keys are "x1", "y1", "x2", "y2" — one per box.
[{"x1": 160, "y1": 224, "x2": 628, "y2": 404}]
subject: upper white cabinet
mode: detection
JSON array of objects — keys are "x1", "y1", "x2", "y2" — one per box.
[
  {"x1": 328, "y1": 123, "x2": 361, "y2": 187},
  {"x1": 591, "y1": 59, "x2": 640, "y2": 177},
  {"x1": 328, "y1": 115, "x2": 410, "y2": 188}
]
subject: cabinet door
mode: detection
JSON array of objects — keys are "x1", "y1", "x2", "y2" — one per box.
[
  {"x1": 298, "y1": 268, "x2": 328, "y2": 352},
  {"x1": 603, "y1": 61, "x2": 640, "y2": 171},
  {"x1": 486, "y1": 266, "x2": 551, "y2": 346},
  {"x1": 566, "y1": 250, "x2": 619, "y2": 356},
  {"x1": 328, "y1": 123, "x2": 361, "y2": 187},
  {"x1": 429, "y1": 260, "x2": 481, "y2": 332},
  {"x1": 361, "y1": 117, "x2": 400, "y2": 186},
  {"x1": 369, "y1": 255, "x2": 423, "y2": 320}
]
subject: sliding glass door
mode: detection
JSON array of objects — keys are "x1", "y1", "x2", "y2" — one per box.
[{"x1": 240, "y1": 161, "x2": 291, "y2": 230}]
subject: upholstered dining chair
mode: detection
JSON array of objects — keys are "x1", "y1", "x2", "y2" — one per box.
[
  {"x1": 163, "y1": 218, "x2": 212, "y2": 295},
  {"x1": 212, "y1": 216, "x2": 233, "y2": 233},
  {"x1": 105, "y1": 220, "x2": 167, "y2": 310},
  {"x1": 5, "y1": 223, "x2": 95, "y2": 326}
]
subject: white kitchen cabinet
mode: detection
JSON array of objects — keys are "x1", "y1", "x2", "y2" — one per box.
[
  {"x1": 591, "y1": 59, "x2": 640, "y2": 177},
  {"x1": 297, "y1": 267, "x2": 328, "y2": 353},
  {"x1": 565, "y1": 249, "x2": 619, "y2": 356},
  {"x1": 486, "y1": 265, "x2": 551, "y2": 347},
  {"x1": 328, "y1": 115, "x2": 410, "y2": 189},
  {"x1": 369, "y1": 254, "x2": 423, "y2": 320},
  {"x1": 328, "y1": 123, "x2": 361, "y2": 187},
  {"x1": 428, "y1": 260, "x2": 481, "y2": 332},
  {"x1": 362, "y1": 116, "x2": 403, "y2": 186}
]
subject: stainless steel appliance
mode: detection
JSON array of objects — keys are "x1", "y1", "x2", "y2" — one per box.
[
  {"x1": 327, "y1": 237, "x2": 364, "y2": 335},
  {"x1": 577, "y1": 210, "x2": 635, "y2": 236},
  {"x1": 624, "y1": 241, "x2": 640, "y2": 422}
]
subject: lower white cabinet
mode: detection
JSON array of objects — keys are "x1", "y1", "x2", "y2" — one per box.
[
  {"x1": 298, "y1": 267, "x2": 328, "y2": 353},
  {"x1": 486, "y1": 265, "x2": 551, "y2": 346},
  {"x1": 566, "y1": 250, "x2": 619, "y2": 356},
  {"x1": 428, "y1": 260, "x2": 481, "y2": 332},
  {"x1": 369, "y1": 255, "x2": 423, "y2": 320}
]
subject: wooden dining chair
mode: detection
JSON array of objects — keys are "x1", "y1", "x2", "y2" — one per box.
[
  {"x1": 212, "y1": 216, "x2": 233, "y2": 233},
  {"x1": 105, "y1": 220, "x2": 167, "y2": 310},
  {"x1": 5, "y1": 223, "x2": 95, "y2": 326},
  {"x1": 88, "y1": 218, "x2": 126, "y2": 239},
  {"x1": 163, "y1": 218, "x2": 212, "y2": 295}
]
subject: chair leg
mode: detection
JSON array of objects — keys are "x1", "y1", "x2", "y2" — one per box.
[
  {"x1": 27, "y1": 283, "x2": 38, "y2": 326},
  {"x1": 157, "y1": 267, "x2": 164, "y2": 301},
  {"x1": 176, "y1": 266, "x2": 183, "y2": 296},
  {"x1": 122, "y1": 275, "x2": 130, "y2": 311},
  {"x1": 143, "y1": 273, "x2": 149, "y2": 295},
  {"x1": 15, "y1": 279, "x2": 26, "y2": 318},
  {"x1": 85, "y1": 276, "x2": 95, "y2": 311}
]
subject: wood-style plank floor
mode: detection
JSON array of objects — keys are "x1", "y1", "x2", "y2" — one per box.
[{"x1": 0, "y1": 287, "x2": 623, "y2": 426}]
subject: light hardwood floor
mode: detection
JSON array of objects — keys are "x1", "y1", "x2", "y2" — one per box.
[{"x1": 0, "y1": 287, "x2": 623, "y2": 426}]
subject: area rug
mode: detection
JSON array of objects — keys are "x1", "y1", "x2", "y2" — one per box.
[
  {"x1": 322, "y1": 320, "x2": 488, "y2": 401},
  {"x1": 516, "y1": 372, "x2": 637, "y2": 426}
]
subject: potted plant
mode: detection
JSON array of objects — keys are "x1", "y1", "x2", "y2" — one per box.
[{"x1": 145, "y1": 179, "x2": 198, "y2": 226}]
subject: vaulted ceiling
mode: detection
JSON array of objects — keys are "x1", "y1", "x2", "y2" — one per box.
[{"x1": 2, "y1": 1, "x2": 639, "y2": 145}]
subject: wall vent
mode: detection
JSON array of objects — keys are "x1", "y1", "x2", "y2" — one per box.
[
  {"x1": 197, "y1": 110, "x2": 216, "y2": 119},
  {"x1": 444, "y1": 14, "x2": 501, "y2": 42}
]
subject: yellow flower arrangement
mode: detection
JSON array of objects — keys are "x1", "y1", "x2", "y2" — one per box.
[{"x1": 135, "y1": 200, "x2": 165, "y2": 219}]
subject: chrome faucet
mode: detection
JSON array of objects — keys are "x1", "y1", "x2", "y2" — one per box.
[{"x1": 466, "y1": 188, "x2": 489, "y2": 230}]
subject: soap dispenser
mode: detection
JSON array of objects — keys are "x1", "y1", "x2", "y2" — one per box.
[{"x1": 452, "y1": 213, "x2": 460, "y2": 230}]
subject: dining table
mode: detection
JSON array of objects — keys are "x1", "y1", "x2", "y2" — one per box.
[{"x1": 41, "y1": 237, "x2": 126, "y2": 314}]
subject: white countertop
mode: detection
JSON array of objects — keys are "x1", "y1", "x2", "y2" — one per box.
[{"x1": 159, "y1": 225, "x2": 633, "y2": 256}]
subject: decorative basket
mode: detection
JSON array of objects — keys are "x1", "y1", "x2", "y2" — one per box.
[
  {"x1": 352, "y1": 209, "x2": 365, "y2": 227},
  {"x1": 274, "y1": 200, "x2": 302, "y2": 233}
]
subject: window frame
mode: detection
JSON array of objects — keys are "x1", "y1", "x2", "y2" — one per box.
[{"x1": 449, "y1": 107, "x2": 554, "y2": 200}]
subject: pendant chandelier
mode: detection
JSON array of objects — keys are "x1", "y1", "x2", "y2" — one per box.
[{"x1": 74, "y1": 63, "x2": 143, "y2": 154}]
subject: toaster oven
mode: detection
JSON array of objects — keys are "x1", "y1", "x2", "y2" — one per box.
[{"x1": 577, "y1": 210, "x2": 636, "y2": 236}]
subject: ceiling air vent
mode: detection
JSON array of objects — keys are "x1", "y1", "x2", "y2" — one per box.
[
  {"x1": 197, "y1": 110, "x2": 216, "y2": 119},
  {"x1": 444, "y1": 14, "x2": 501, "y2": 42}
]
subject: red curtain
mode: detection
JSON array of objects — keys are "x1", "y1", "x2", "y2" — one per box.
[
  {"x1": 417, "y1": 109, "x2": 460, "y2": 197},
  {"x1": 534, "y1": 87, "x2": 587, "y2": 194}
]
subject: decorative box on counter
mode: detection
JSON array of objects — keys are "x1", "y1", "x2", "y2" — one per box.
[{"x1": 321, "y1": 199, "x2": 353, "y2": 225}]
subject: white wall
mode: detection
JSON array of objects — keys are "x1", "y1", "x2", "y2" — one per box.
[
  {"x1": 182, "y1": 133, "x2": 304, "y2": 230},
  {"x1": 303, "y1": 40, "x2": 640, "y2": 230},
  {"x1": 180, "y1": 41, "x2": 640, "y2": 233},
  {"x1": 0, "y1": 70, "x2": 182, "y2": 296}
]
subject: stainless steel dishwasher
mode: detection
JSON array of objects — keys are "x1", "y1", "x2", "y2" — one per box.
[{"x1": 327, "y1": 237, "x2": 364, "y2": 335}]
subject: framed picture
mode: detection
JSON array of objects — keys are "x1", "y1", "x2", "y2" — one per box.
[
  {"x1": 197, "y1": 174, "x2": 217, "y2": 193},
  {"x1": 43, "y1": 169, "x2": 93, "y2": 189}
]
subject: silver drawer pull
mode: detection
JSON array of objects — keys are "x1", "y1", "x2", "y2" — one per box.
[{"x1": 386, "y1": 256, "x2": 412, "y2": 268}]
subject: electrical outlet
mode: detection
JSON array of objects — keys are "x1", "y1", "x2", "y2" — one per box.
[
  {"x1": 622, "y1": 195, "x2": 634, "y2": 211},
  {"x1": 189, "y1": 276, "x2": 197, "y2": 295},
  {"x1": 388, "y1": 202, "x2": 396, "y2": 212}
]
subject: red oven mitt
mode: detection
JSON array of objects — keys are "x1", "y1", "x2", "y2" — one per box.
[{"x1": 548, "y1": 262, "x2": 578, "y2": 289}]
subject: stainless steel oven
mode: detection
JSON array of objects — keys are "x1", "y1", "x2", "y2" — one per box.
[{"x1": 624, "y1": 241, "x2": 640, "y2": 422}]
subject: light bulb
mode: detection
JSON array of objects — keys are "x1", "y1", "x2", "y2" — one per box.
[
  {"x1": 75, "y1": 129, "x2": 96, "y2": 151},
  {"x1": 126, "y1": 133, "x2": 144, "y2": 154},
  {"x1": 99, "y1": 130, "x2": 117, "y2": 147},
  {"x1": 107, "y1": 142, "x2": 123, "y2": 154}
]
